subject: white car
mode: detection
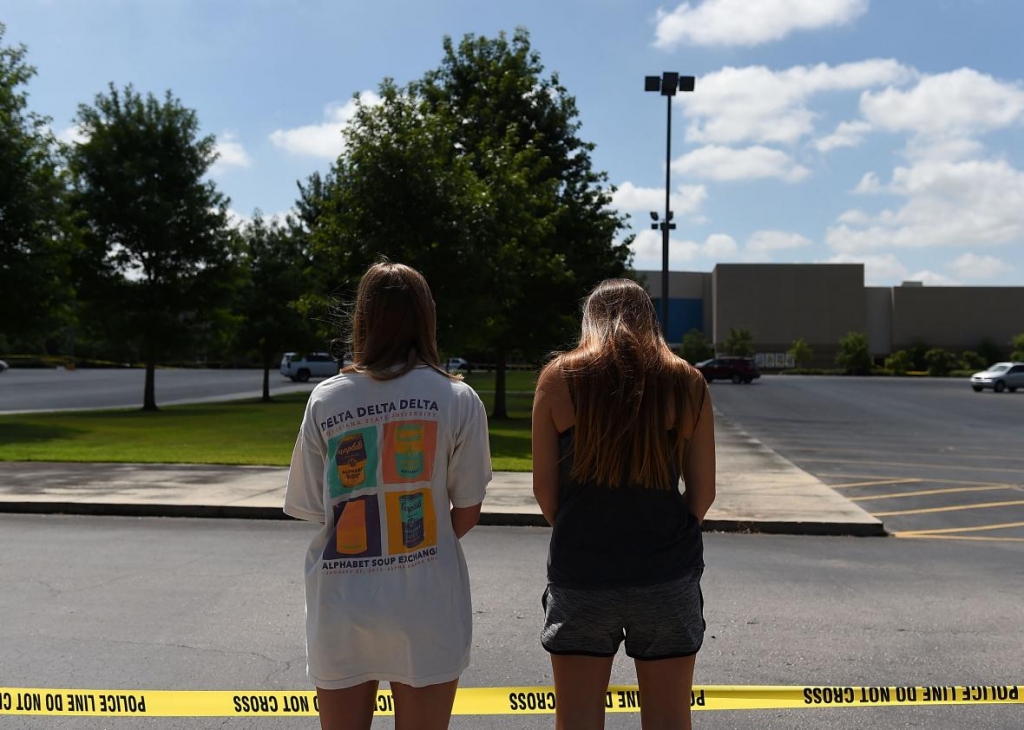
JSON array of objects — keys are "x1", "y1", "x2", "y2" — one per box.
[
  {"x1": 970, "y1": 362, "x2": 1024, "y2": 393},
  {"x1": 445, "y1": 357, "x2": 471, "y2": 373},
  {"x1": 0, "y1": 359, "x2": 8, "y2": 373},
  {"x1": 280, "y1": 352, "x2": 339, "y2": 382}
]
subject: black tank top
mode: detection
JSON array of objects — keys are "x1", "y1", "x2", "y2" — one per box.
[{"x1": 546, "y1": 428, "x2": 704, "y2": 588}]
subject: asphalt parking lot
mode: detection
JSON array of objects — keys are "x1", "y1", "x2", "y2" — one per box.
[{"x1": 710, "y1": 376, "x2": 1024, "y2": 543}]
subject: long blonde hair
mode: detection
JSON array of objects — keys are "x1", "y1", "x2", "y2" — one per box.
[
  {"x1": 343, "y1": 259, "x2": 455, "y2": 381},
  {"x1": 557, "y1": 279, "x2": 689, "y2": 489}
]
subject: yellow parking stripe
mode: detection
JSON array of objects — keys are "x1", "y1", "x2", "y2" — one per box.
[
  {"x1": 893, "y1": 521, "x2": 1024, "y2": 536},
  {"x1": 873, "y1": 499, "x2": 1024, "y2": 517},
  {"x1": 828, "y1": 478, "x2": 922, "y2": 489},
  {"x1": 818, "y1": 474, "x2": 1016, "y2": 486},
  {"x1": 850, "y1": 485, "x2": 1015, "y2": 502}
]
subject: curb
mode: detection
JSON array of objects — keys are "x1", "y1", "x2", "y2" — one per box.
[{"x1": 0, "y1": 502, "x2": 888, "y2": 536}]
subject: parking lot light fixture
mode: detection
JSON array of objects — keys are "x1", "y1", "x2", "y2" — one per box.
[{"x1": 645, "y1": 72, "x2": 695, "y2": 339}]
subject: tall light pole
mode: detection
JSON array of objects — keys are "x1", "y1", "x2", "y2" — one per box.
[{"x1": 645, "y1": 72, "x2": 695, "y2": 340}]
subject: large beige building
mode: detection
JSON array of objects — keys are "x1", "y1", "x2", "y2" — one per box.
[{"x1": 639, "y1": 264, "x2": 1024, "y2": 366}]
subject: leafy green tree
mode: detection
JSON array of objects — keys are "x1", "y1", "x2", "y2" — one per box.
[
  {"x1": 836, "y1": 332, "x2": 872, "y2": 375},
  {"x1": 884, "y1": 350, "x2": 912, "y2": 375},
  {"x1": 0, "y1": 24, "x2": 75, "y2": 351},
  {"x1": 1011, "y1": 334, "x2": 1024, "y2": 362},
  {"x1": 69, "y1": 84, "x2": 236, "y2": 410},
  {"x1": 680, "y1": 329, "x2": 713, "y2": 364},
  {"x1": 788, "y1": 338, "x2": 813, "y2": 368},
  {"x1": 237, "y1": 212, "x2": 316, "y2": 402},
  {"x1": 723, "y1": 327, "x2": 755, "y2": 357},
  {"x1": 925, "y1": 348, "x2": 957, "y2": 377},
  {"x1": 960, "y1": 351, "x2": 987, "y2": 371},
  {"x1": 305, "y1": 30, "x2": 630, "y2": 418},
  {"x1": 977, "y1": 337, "x2": 1005, "y2": 366}
]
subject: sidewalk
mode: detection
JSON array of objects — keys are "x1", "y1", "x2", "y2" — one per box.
[{"x1": 0, "y1": 415, "x2": 885, "y2": 536}]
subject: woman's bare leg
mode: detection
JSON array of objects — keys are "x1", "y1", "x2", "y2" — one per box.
[
  {"x1": 391, "y1": 678, "x2": 459, "y2": 730},
  {"x1": 634, "y1": 655, "x2": 696, "y2": 730},
  {"x1": 316, "y1": 681, "x2": 379, "y2": 730},
  {"x1": 551, "y1": 654, "x2": 615, "y2": 730}
]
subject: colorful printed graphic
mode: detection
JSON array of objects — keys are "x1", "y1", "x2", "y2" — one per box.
[
  {"x1": 385, "y1": 489, "x2": 437, "y2": 554},
  {"x1": 328, "y1": 426, "x2": 379, "y2": 498},
  {"x1": 382, "y1": 420, "x2": 437, "y2": 484},
  {"x1": 323, "y1": 495, "x2": 382, "y2": 559}
]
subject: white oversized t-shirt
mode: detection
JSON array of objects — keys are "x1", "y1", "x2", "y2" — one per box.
[{"x1": 284, "y1": 365, "x2": 492, "y2": 689}]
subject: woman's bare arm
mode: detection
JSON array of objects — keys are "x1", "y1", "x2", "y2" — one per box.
[
  {"x1": 531, "y1": 366, "x2": 563, "y2": 526},
  {"x1": 683, "y1": 379, "x2": 716, "y2": 521}
]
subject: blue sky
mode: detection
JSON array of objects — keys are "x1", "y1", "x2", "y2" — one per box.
[{"x1": 4, "y1": 0, "x2": 1023, "y2": 285}]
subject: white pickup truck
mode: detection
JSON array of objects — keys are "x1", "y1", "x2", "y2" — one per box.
[{"x1": 279, "y1": 352, "x2": 340, "y2": 382}]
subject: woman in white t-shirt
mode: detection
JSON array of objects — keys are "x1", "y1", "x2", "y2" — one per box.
[{"x1": 284, "y1": 260, "x2": 492, "y2": 730}]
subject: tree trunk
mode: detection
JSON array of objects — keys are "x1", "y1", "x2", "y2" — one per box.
[
  {"x1": 492, "y1": 351, "x2": 508, "y2": 419},
  {"x1": 142, "y1": 357, "x2": 158, "y2": 412},
  {"x1": 262, "y1": 364, "x2": 272, "y2": 403}
]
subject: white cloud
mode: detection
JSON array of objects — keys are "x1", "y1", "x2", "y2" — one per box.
[
  {"x1": 902, "y1": 136, "x2": 985, "y2": 163},
  {"x1": 612, "y1": 182, "x2": 708, "y2": 217},
  {"x1": 680, "y1": 60, "x2": 914, "y2": 145},
  {"x1": 860, "y1": 68, "x2": 1024, "y2": 138},
  {"x1": 949, "y1": 253, "x2": 1010, "y2": 281},
  {"x1": 672, "y1": 145, "x2": 809, "y2": 182},
  {"x1": 211, "y1": 132, "x2": 252, "y2": 175},
  {"x1": 827, "y1": 158, "x2": 1024, "y2": 252},
  {"x1": 824, "y1": 253, "x2": 907, "y2": 284},
  {"x1": 908, "y1": 270, "x2": 959, "y2": 286},
  {"x1": 630, "y1": 229, "x2": 737, "y2": 269},
  {"x1": 746, "y1": 230, "x2": 813, "y2": 255},
  {"x1": 56, "y1": 124, "x2": 88, "y2": 145},
  {"x1": 654, "y1": 0, "x2": 868, "y2": 48},
  {"x1": 269, "y1": 91, "x2": 382, "y2": 159},
  {"x1": 227, "y1": 208, "x2": 293, "y2": 229},
  {"x1": 814, "y1": 120, "x2": 872, "y2": 152},
  {"x1": 852, "y1": 172, "x2": 882, "y2": 194}
]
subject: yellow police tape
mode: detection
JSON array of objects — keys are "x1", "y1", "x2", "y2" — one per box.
[{"x1": 1, "y1": 684, "x2": 1020, "y2": 716}]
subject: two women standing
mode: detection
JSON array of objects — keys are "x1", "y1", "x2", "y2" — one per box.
[{"x1": 285, "y1": 263, "x2": 715, "y2": 729}]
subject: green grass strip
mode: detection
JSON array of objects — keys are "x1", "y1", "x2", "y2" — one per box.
[{"x1": 0, "y1": 375, "x2": 535, "y2": 471}]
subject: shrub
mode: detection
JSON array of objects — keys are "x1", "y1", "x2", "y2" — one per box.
[
  {"x1": 788, "y1": 338, "x2": 813, "y2": 368},
  {"x1": 836, "y1": 332, "x2": 872, "y2": 375},
  {"x1": 960, "y1": 351, "x2": 987, "y2": 371},
  {"x1": 680, "y1": 328, "x2": 714, "y2": 364},
  {"x1": 925, "y1": 348, "x2": 958, "y2": 377},
  {"x1": 724, "y1": 327, "x2": 755, "y2": 357},
  {"x1": 884, "y1": 350, "x2": 913, "y2": 375},
  {"x1": 907, "y1": 341, "x2": 930, "y2": 371},
  {"x1": 1011, "y1": 333, "x2": 1024, "y2": 362}
]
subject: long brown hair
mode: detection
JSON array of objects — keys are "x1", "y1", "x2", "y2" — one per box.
[
  {"x1": 557, "y1": 279, "x2": 689, "y2": 489},
  {"x1": 343, "y1": 259, "x2": 455, "y2": 381}
]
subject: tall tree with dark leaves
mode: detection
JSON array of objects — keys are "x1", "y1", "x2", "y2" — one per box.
[
  {"x1": 69, "y1": 85, "x2": 236, "y2": 410},
  {"x1": 237, "y1": 212, "x2": 316, "y2": 402},
  {"x1": 0, "y1": 23, "x2": 75, "y2": 353},
  {"x1": 305, "y1": 30, "x2": 630, "y2": 418}
]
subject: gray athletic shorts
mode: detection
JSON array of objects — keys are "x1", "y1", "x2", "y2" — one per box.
[{"x1": 541, "y1": 570, "x2": 705, "y2": 661}]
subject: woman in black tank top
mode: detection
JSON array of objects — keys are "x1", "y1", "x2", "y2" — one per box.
[{"x1": 532, "y1": 279, "x2": 716, "y2": 730}]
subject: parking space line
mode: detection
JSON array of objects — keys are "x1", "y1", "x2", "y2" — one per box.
[
  {"x1": 827, "y1": 478, "x2": 923, "y2": 489},
  {"x1": 850, "y1": 485, "x2": 1015, "y2": 502},
  {"x1": 892, "y1": 521, "x2": 1024, "y2": 536},
  {"x1": 796, "y1": 458, "x2": 1024, "y2": 475},
  {"x1": 784, "y1": 446, "x2": 1024, "y2": 464},
  {"x1": 819, "y1": 473, "x2": 1019, "y2": 487},
  {"x1": 896, "y1": 534, "x2": 1024, "y2": 543},
  {"x1": 874, "y1": 500, "x2": 1024, "y2": 517}
]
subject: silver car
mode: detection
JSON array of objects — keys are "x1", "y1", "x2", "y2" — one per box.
[{"x1": 970, "y1": 362, "x2": 1024, "y2": 393}]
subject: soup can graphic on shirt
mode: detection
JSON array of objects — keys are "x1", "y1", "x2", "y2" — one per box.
[
  {"x1": 335, "y1": 499, "x2": 368, "y2": 555},
  {"x1": 337, "y1": 432, "x2": 368, "y2": 488},
  {"x1": 394, "y1": 423, "x2": 425, "y2": 479},
  {"x1": 399, "y1": 493, "x2": 425, "y2": 548}
]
